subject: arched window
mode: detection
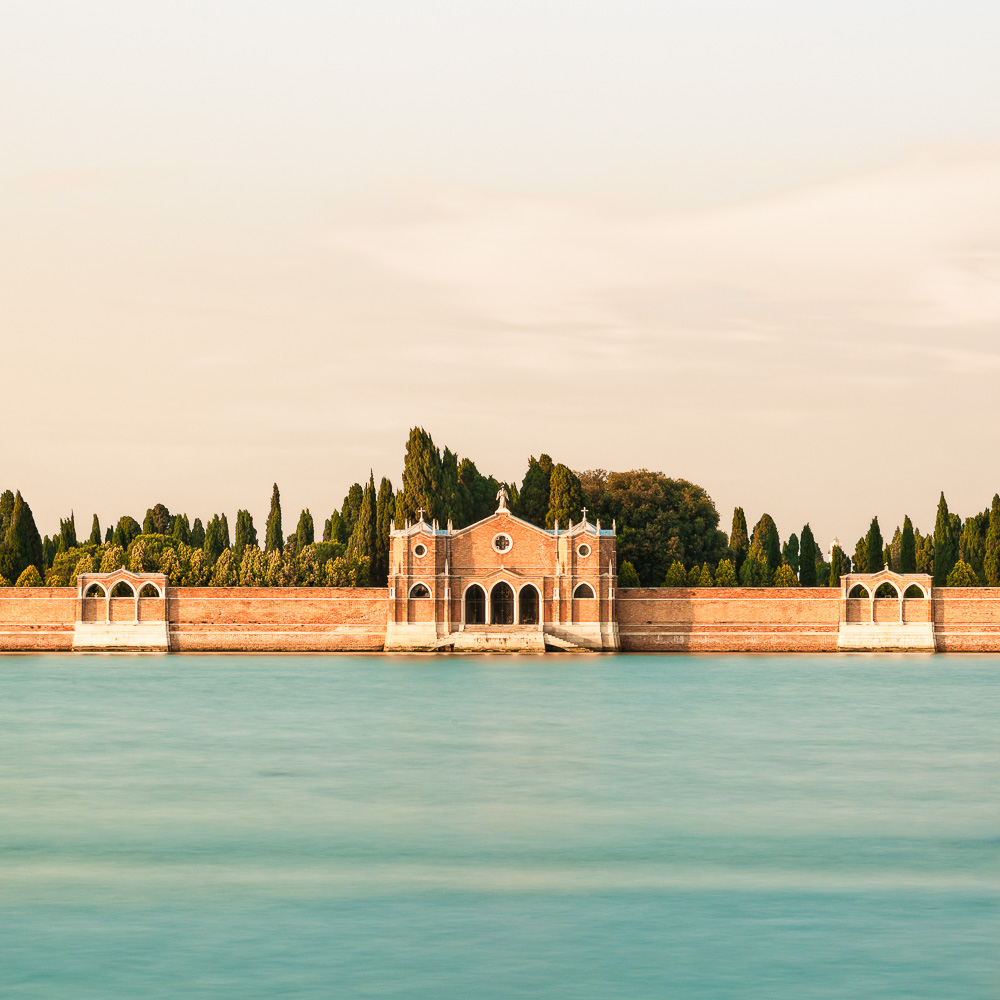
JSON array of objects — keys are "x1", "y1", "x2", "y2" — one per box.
[
  {"x1": 138, "y1": 583, "x2": 161, "y2": 598},
  {"x1": 490, "y1": 582, "x2": 514, "y2": 625},
  {"x1": 904, "y1": 584, "x2": 926, "y2": 599},
  {"x1": 874, "y1": 583, "x2": 899, "y2": 599},
  {"x1": 465, "y1": 585, "x2": 486, "y2": 625},
  {"x1": 573, "y1": 583, "x2": 595, "y2": 599},
  {"x1": 84, "y1": 583, "x2": 106, "y2": 598},
  {"x1": 519, "y1": 584, "x2": 539, "y2": 625},
  {"x1": 409, "y1": 583, "x2": 431, "y2": 599},
  {"x1": 111, "y1": 581, "x2": 135, "y2": 598},
  {"x1": 848, "y1": 584, "x2": 869, "y2": 599}
]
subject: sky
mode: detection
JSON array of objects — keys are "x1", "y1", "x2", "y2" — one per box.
[{"x1": 3, "y1": 0, "x2": 1000, "y2": 549}]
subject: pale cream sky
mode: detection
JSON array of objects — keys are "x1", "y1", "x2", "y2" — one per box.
[{"x1": 3, "y1": 0, "x2": 1000, "y2": 547}]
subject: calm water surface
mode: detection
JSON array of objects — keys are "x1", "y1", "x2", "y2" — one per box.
[{"x1": 1, "y1": 653, "x2": 997, "y2": 998}]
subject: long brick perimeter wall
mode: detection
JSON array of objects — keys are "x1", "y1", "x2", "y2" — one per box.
[
  {"x1": 617, "y1": 588, "x2": 841, "y2": 652},
  {"x1": 4, "y1": 587, "x2": 1000, "y2": 653}
]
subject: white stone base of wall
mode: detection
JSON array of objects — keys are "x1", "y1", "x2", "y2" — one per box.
[
  {"x1": 836, "y1": 623, "x2": 936, "y2": 652},
  {"x1": 73, "y1": 622, "x2": 170, "y2": 652}
]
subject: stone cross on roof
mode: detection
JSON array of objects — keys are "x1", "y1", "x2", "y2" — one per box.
[
  {"x1": 581, "y1": 507, "x2": 588, "y2": 522},
  {"x1": 417, "y1": 507, "x2": 425, "y2": 522}
]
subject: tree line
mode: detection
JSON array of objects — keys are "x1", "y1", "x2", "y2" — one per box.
[{"x1": 0, "y1": 429, "x2": 993, "y2": 590}]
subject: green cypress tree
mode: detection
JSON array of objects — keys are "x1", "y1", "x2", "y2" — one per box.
[
  {"x1": 853, "y1": 536, "x2": 868, "y2": 577},
  {"x1": 190, "y1": 517, "x2": 206, "y2": 549},
  {"x1": 828, "y1": 545, "x2": 845, "y2": 588},
  {"x1": 296, "y1": 509, "x2": 315, "y2": 551},
  {"x1": 233, "y1": 510, "x2": 256, "y2": 562},
  {"x1": 698, "y1": 563, "x2": 714, "y2": 587},
  {"x1": 617, "y1": 560, "x2": 640, "y2": 588},
  {"x1": 324, "y1": 510, "x2": 347, "y2": 544},
  {"x1": 397, "y1": 427, "x2": 444, "y2": 523},
  {"x1": 546, "y1": 464, "x2": 586, "y2": 529},
  {"x1": 104, "y1": 526, "x2": 113, "y2": 544},
  {"x1": 765, "y1": 522, "x2": 781, "y2": 574},
  {"x1": 900, "y1": 515, "x2": 916, "y2": 573},
  {"x1": 59, "y1": 513, "x2": 77, "y2": 550},
  {"x1": 664, "y1": 560, "x2": 687, "y2": 587},
  {"x1": 172, "y1": 513, "x2": 191, "y2": 546},
  {"x1": 773, "y1": 564, "x2": 799, "y2": 587},
  {"x1": 89, "y1": 514, "x2": 102, "y2": 546},
  {"x1": 686, "y1": 564, "x2": 701, "y2": 586},
  {"x1": 799, "y1": 523, "x2": 817, "y2": 585},
  {"x1": 342, "y1": 483, "x2": 364, "y2": 534},
  {"x1": 43, "y1": 535, "x2": 57, "y2": 570},
  {"x1": 203, "y1": 516, "x2": 225, "y2": 566},
  {"x1": 984, "y1": 495, "x2": 1000, "y2": 586},
  {"x1": 347, "y1": 479, "x2": 376, "y2": 565},
  {"x1": 0, "y1": 491, "x2": 15, "y2": 539},
  {"x1": 783, "y1": 533, "x2": 799, "y2": 575},
  {"x1": 0, "y1": 492, "x2": 44, "y2": 583},
  {"x1": 729, "y1": 507, "x2": 749, "y2": 572},
  {"x1": 265, "y1": 484, "x2": 283, "y2": 554},
  {"x1": 516, "y1": 455, "x2": 554, "y2": 527},
  {"x1": 933, "y1": 492, "x2": 956, "y2": 587},
  {"x1": 374, "y1": 476, "x2": 394, "y2": 585},
  {"x1": 865, "y1": 517, "x2": 884, "y2": 572},
  {"x1": 946, "y1": 559, "x2": 979, "y2": 587}
]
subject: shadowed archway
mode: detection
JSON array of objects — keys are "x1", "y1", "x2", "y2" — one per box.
[{"x1": 490, "y1": 582, "x2": 514, "y2": 625}]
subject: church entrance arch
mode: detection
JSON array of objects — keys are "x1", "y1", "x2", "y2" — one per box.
[
  {"x1": 490, "y1": 582, "x2": 514, "y2": 625},
  {"x1": 518, "y1": 584, "x2": 539, "y2": 625},
  {"x1": 464, "y1": 585, "x2": 486, "y2": 625}
]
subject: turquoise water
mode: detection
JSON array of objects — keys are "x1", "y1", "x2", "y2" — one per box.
[{"x1": 1, "y1": 653, "x2": 997, "y2": 998}]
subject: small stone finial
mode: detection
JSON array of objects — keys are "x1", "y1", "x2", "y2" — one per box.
[
  {"x1": 597, "y1": 519, "x2": 601, "y2": 532},
  {"x1": 447, "y1": 518, "x2": 453, "y2": 532},
  {"x1": 612, "y1": 518, "x2": 617, "y2": 534},
  {"x1": 433, "y1": 519, "x2": 438, "y2": 531},
  {"x1": 496, "y1": 484, "x2": 509, "y2": 512}
]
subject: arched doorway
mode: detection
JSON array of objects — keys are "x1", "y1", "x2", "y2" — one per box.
[
  {"x1": 518, "y1": 584, "x2": 539, "y2": 625},
  {"x1": 490, "y1": 582, "x2": 514, "y2": 625},
  {"x1": 465, "y1": 585, "x2": 486, "y2": 625}
]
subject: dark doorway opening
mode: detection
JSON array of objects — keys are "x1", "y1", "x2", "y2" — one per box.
[
  {"x1": 490, "y1": 582, "x2": 514, "y2": 625},
  {"x1": 465, "y1": 585, "x2": 486, "y2": 625},
  {"x1": 519, "y1": 584, "x2": 539, "y2": 625}
]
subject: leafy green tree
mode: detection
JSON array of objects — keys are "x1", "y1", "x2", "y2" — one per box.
[
  {"x1": 773, "y1": 563, "x2": 799, "y2": 587},
  {"x1": 664, "y1": 560, "x2": 687, "y2": 587},
  {"x1": 516, "y1": 455, "x2": 554, "y2": 527},
  {"x1": 933, "y1": 492, "x2": 956, "y2": 586},
  {"x1": 15, "y1": 565, "x2": 43, "y2": 587},
  {"x1": 748, "y1": 514, "x2": 779, "y2": 570},
  {"x1": 99, "y1": 546, "x2": 126, "y2": 573},
  {"x1": 900, "y1": 515, "x2": 916, "y2": 573},
  {"x1": 686, "y1": 564, "x2": 701, "y2": 586},
  {"x1": 729, "y1": 508, "x2": 749, "y2": 572},
  {"x1": 113, "y1": 516, "x2": 141, "y2": 549},
  {"x1": 104, "y1": 526, "x2": 113, "y2": 543},
  {"x1": 799, "y1": 523, "x2": 817, "y2": 585},
  {"x1": 889, "y1": 527, "x2": 902, "y2": 571},
  {"x1": 88, "y1": 515, "x2": 102, "y2": 546},
  {"x1": 210, "y1": 549, "x2": 237, "y2": 587},
  {"x1": 865, "y1": 517, "x2": 884, "y2": 572},
  {"x1": 765, "y1": 523, "x2": 781, "y2": 574},
  {"x1": 172, "y1": 513, "x2": 191, "y2": 546},
  {"x1": 698, "y1": 563, "x2": 714, "y2": 587},
  {"x1": 233, "y1": 509, "x2": 256, "y2": 563},
  {"x1": 829, "y1": 545, "x2": 846, "y2": 588},
  {"x1": 714, "y1": 559, "x2": 737, "y2": 587},
  {"x1": 783, "y1": 533, "x2": 799, "y2": 575},
  {"x1": 143, "y1": 504, "x2": 172, "y2": 535},
  {"x1": 0, "y1": 492, "x2": 44, "y2": 583},
  {"x1": 374, "y1": 476, "x2": 395, "y2": 585},
  {"x1": 983, "y1": 495, "x2": 1000, "y2": 586},
  {"x1": 203, "y1": 515, "x2": 228, "y2": 566},
  {"x1": 396, "y1": 427, "x2": 445, "y2": 523},
  {"x1": 581, "y1": 470, "x2": 727, "y2": 589},
  {"x1": 739, "y1": 552, "x2": 765, "y2": 586},
  {"x1": 946, "y1": 559, "x2": 979, "y2": 587},
  {"x1": 617, "y1": 560, "x2": 640, "y2": 588},
  {"x1": 265, "y1": 484, "x2": 283, "y2": 554},
  {"x1": 0, "y1": 573, "x2": 8, "y2": 587},
  {"x1": 546, "y1": 464, "x2": 586, "y2": 529},
  {"x1": 960, "y1": 515, "x2": 986, "y2": 582},
  {"x1": 296, "y1": 509, "x2": 315, "y2": 551},
  {"x1": 43, "y1": 535, "x2": 57, "y2": 568},
  {"x1": 238, "y1": 546, "x2": 267, "y2": 587}
]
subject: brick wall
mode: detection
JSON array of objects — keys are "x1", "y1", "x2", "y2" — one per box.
[
  {"x1": 0, "y1": 588, "x2": 76, "y2": 651},
  {"x1": 933, "y1": 589, "x2": 1000, "y2": 651},
  {"x1": 616, "y1": 588, "x2": 841, "y2": 652}
]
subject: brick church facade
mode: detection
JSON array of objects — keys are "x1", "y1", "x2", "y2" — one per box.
[{"x1": 384, "y1": 489, "x2": 620, "y2": 652}]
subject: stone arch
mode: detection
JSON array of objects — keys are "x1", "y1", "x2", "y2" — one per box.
[
  {"x1": 84, "y1": 582, "x2": 106, "y2": 598},
  {"x1": 111, "y1": 581, "x2": 136, "y2": 598},
  {"x1": 904, "y1": 583, "x2": 927, "y2": 599},
  {"x1": 518, "y1": 583, "x2": 539, "y2": 625},
  {"x1": 573, "y1": 582, "x2": 596, "y2": 599},
  {"x1": 409, "y1": 582, "x2": 431, "y2": 599},
  {"x1": 874, "y1": 582, "x2": 899, "y2": 599},
  {"x1": 848, "y1": 584, "x2": 869, "y2": 599},
  {"x1": 490, "y1": 581, "x2": 514, "y2": 625},
  {"x1": 464, "y1": 583, "x2": 486, "y2": 625},
  {"x1": 138, "y1": 582, "x2": 162, "y2": 598}
]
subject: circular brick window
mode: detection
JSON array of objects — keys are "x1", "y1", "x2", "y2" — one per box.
[
  {"x1": 577, "y1": 543, "x2": 591, "y2": 558},
  {"x1": 413, "y1": 543, "x2": 427, "y2": 557},
  {"x1": 492, "y1": 533, "x2": 512, "y2": 553}
]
